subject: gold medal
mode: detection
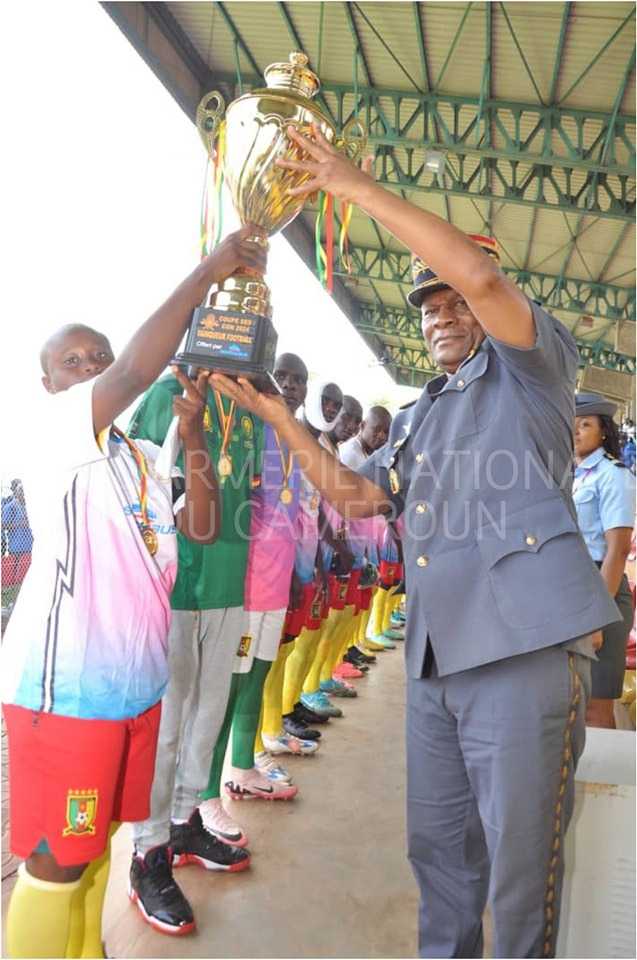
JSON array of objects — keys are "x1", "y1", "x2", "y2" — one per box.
[
  {"x1": 213, "y1": 392, "x2": 236, "y2": 482},
  {"x1": 142, "y1": 526, "x2": 158, "y2": 556},
  {"x1": 280, "y1": 486, "x2": 293, "y2": 505},
  {"x1": 310, "y1": 491, "x2": 319, "y2": 510},
  {"x1": 218, "y1": 453, "x2": 233, "y2": 478}
]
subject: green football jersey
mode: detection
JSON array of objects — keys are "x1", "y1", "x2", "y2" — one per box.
[{"x1": 128, "y1": 374, "x2": 263, "y2": 610}]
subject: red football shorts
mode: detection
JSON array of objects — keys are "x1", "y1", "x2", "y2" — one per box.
[
  {"x1": 305, "y1": 585, "x2": 327, "y2": 630},
  {"x1": 379, "y1": 559, "x2": 403, "y2": 588},
  {"x1": 356, "y1": 585, "x2": 374, "y2": 614},
  {"x1": 328, "y1": 573, "x2": 350, "y2": 611},
  {"x1": 344, "y1": 568, "x2": 362, "y2": 606},
  {"x1": 284, "y1": 582, "x2": 316, "y2": 637},
  {"x1": 2, "y1": 701, "x2": 161, "y2": 866}
]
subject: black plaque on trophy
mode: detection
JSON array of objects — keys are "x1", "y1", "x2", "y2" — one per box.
[{"x1": 173, "y1": 306, "x2": 279, "y2": 393}]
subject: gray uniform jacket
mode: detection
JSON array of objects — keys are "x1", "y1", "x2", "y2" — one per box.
[{"x1": 359, "y1": 300, "x2": 620, "y2": 679}]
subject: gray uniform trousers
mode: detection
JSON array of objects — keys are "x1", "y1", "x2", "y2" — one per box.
[
  {"x1": 406, "y1": 644, "x2": 590, "y2": 958},
  {"x1": 132, "y1": 606, "x2": 245, "y2": 851}
]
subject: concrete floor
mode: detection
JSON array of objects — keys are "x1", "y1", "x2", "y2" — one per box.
[
  {"x1": 4, "y1": 639, "x2": 633, "y2": 959},
  {"x1": 2, "y1": 643, "x2": 422, "y2": 959}
]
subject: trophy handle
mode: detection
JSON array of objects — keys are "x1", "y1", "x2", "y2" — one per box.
[
  {"x1": 196, "y1": 91, "x2": 226, "y2": 158},
  {"x1": 339, "y1": 118, "x2": 368, "y2": 164}
]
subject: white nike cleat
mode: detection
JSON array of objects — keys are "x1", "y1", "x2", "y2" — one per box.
[{"x1": 224, "y1": 766, "x2": 298, "y2": 801}]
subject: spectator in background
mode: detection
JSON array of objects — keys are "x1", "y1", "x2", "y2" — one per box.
[
  {"x1": 2, "y1": 480, "x2": 33, "y2": 560},
  {"x1": 621, "y1": 432, "x2": 636, "y2": 473},
  {"x1": 573, "y1": 393, "x2": 636, "y2": 728}
]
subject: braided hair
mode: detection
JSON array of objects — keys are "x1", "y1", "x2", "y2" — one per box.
[{"x1": 598, "y1": 415, "x2": 623, "y2": 460}]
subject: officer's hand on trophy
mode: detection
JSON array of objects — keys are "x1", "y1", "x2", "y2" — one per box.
[{"x1": 277, "y1": 123, "x2": 374, "y2": 205}]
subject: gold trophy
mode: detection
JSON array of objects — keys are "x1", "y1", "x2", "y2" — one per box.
[{"x1": 175, "y1": 52, "x2": 366, "y2": 392}]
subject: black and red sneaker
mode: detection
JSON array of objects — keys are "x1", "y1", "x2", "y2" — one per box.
[
  {"x1": 170, "y1": 808, "x2": 251, "y2": 872},
  {"x1": 129, "y1": 844, "x2": 195, "y2": 936}
]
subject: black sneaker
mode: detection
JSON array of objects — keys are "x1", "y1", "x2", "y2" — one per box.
[
  {"x1": 345, "y1": 646, "x2": 376, "y2": 665},
  {"x1": 170, "y1": 808, "x2": 251, "y2": 872},
  {"x1": 293, "y1": 700, "x2": 330, "y2": 725},
  {"x1": 282, "y1": 712, "x2": 321, "y2": 740},
  {"x1": 128, "y1": 844, "x2": 195, "y2": 936}
]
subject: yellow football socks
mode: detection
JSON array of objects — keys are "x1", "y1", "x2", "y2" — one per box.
[
  {"x1": 7, "y1": 862, "x2": 81, "y2": 958},
  {"x1": 259, "y1": 640, "x2": 294, "y2": 741}
]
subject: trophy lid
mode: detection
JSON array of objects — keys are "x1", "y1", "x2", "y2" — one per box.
[{"x1": 263, "y1": 52, "x2": 320, "y2": 99}]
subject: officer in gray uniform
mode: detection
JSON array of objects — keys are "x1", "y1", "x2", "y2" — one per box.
[{"x1": 209, "y1": 126, "x2": 621, "y2": 959}]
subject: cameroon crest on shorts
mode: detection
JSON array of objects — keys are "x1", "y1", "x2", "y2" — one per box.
[
  {"x1": 63, "y1": 789, "x2": 98, "y2": 836},
  {"x1": 237, "y1": 634, "x2": 252, "y2": 657}
]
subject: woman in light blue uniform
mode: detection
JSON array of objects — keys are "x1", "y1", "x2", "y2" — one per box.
[{"x1": 574, "y1": 392, "x2": 636, "y2": 728}]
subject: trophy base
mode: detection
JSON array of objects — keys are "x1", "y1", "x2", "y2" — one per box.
[
  {"x1": 173, "y1": 306, "x2": 280, "y2": 395},
  {"x1": 172, "y1": 352, "x2": 281, "y2": 395}
]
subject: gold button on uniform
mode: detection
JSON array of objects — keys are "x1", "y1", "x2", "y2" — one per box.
[
  {"x1": 416, "y1": 503, "x2": 426, "y2": 514},
  {"x1": 416, "y1": 555, "x2": 429, "y2": 567},
  {"x1": 525, "y1": 535, "x2": 537, "y2": 546},
  {"x1": 415, "y1": 453, "x2": 424, "y2": 463}
]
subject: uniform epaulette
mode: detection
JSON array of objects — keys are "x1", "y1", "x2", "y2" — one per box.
[
  {"x1": 604, "y1": 452, "x2": 626, "y2": 468},
  {"x1": 399, "y1": 399, "x2": 417, "y2": 411}
]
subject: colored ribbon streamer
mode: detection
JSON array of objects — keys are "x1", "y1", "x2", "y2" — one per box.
[
  {"x1": 212, "y1": 120, "x2": 226, "y2": 248},
  {"x1": 339, "y1": 200, "x2": 353, "y2": 274},
  {"x1": 325, "y1": 191, "x2": 333, "y2": 294},
  {"x1": 199, "y1": 158, "x2": 214, "y2": 261},
  {"x1": 315, "y1": 190, "x2": 334, "y2": 293},
  {"x1": 315, "y1": 191, "x2": 327, "y2": 288},
  {"x1": 199, "y1": 120, "x2": 227, "y2": 261}
]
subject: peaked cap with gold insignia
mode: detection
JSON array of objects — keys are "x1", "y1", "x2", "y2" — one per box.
[{"x1": 408, "y1": 234, "x2": 501, "y2": 308}]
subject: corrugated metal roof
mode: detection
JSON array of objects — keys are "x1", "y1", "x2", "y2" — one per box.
[{"x1": 101, "y1": 0, "x2": 636, "y2": 395}]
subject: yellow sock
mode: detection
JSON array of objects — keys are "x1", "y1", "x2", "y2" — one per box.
[
  {"x1": 384, "y1": 590, "x2": 397, "y2": 630},
  {"x1": 338, "y1": 609, "x2": 360, "y2": 662},
  {"x1": 7, "y1": 862, "x2": 81, "y2": 958},
  {"x1": 304, "y1": 611, "x2": 340, "y2": 693},
  {"x1": 372, "y1": 587, "x2": 387, "y2": 636},
  {"x1": 66, "y1": 823, "x2": 119, "y2": 958},
  {"x1": 322, "y1": 606, "x2": 355, "y2": 680},
  {"x1": 357, "y1": 591, "x2": 375, "y2": 643},
  {"x1": 258, "y1": 643, "x2": 294, "y2": 741},
  {"x1": 392, "y1": 593, "x2": 405, "y2": 616},
  {"x1": 282, "y1": 627, "x2": 321, "y2": 714}
]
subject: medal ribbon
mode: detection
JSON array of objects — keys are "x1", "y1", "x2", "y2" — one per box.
[
  {"x1": 214, "y1": 391, "x2": 236, "y2": 463},
  {"x1": 320, "y1": 431, "x2": 338, "y2": 457},
  {"x1": 112, "y1": 427, "x2": 151, "y2": 534},
  {"x1": 273, "y1": 429, "x2": 294, "y2": 493}
]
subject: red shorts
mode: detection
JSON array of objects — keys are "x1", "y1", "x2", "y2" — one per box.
[
  {"x1": 344, "y1": 568, "x2": 362, "y2": 606},
  {"x1": 284, "y1": 582, "x2": 316, "y2": 638},
  {"x1": 356, "y1": 585, "x2": 374, "y2": 614},
  {"x1": 305, "y1": 586, "x2": 327, "y2": 631},
  {"x1": 329, "y1": 573, "x2": 350, "y2": 611},
  {"x1": 379, "y1": 560, "x2": 403, "y2": 588},
  {"x1": 2, "y1": 701, "x2": 161, "y2": 866}
]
